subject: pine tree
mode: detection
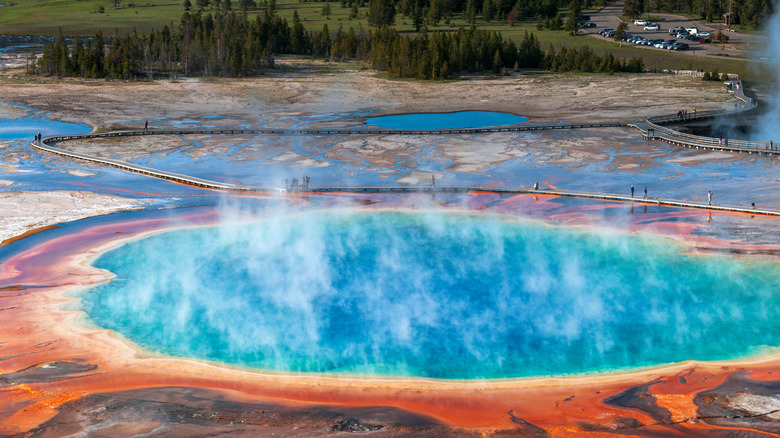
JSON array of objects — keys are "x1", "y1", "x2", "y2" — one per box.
[
  {"x1": 563, "y1": 0, "x2": 581, "y2": 35},
  {"x1": 368, "y1": 0, "x2": 396, "y2": 27}
]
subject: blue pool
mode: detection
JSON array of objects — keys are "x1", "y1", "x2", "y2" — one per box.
[
  {"x1": 80, "y1": 210, "x2": 780, "y2": 379},
  {"x1": 366, "y1": 111, "x2": 527, "y2": 129}
]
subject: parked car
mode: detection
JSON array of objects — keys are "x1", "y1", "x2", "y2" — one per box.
[
  {"x1": 634, "y1": 19, "x2": 649, "y2": 25},
  {"x1": 669, "y1": 26, "x2": 685, "y2": 35},
  {"x1": 644, "y1": 23, "x2": 660, "y2": 30},
  {"x1": 670, "y1": 42, "x2": 689, "y2": 50},
  {"x1": 605, "y1": 30, "x2": 615, "y2": 37},
  {"x1": 599, "y1": 28, "x2": 614, "y2": 35},
  {"x1": 698, "y1": 31, "x2": 712, "y2": 38},
  {"x1": 679, "y1": 34, "x2": 701, "y2": 42},
  {"x1": 685, "y1": 27, "x2": 699, "y2": 36},
  {"x1": 581, "y1": 22, "x2": 597, "y2": 28},
  {"x1": 676, "y1": 32, "x2": 690, "y2": 38},
  {"x1": 579, "y1": 15, "x2": 591, "y2": 21}
]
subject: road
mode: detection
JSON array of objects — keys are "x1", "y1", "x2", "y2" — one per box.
[{"x1": 581, "y1": 1, "x2": 764, "y2": 59}]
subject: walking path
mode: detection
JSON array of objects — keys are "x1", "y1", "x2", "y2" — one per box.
[
  {"x1": 311, "y1": 185, "x2": 780, "y2": 216},
  {"x1": 30, "y1": 76, "x2": 778, "y2": 216}
]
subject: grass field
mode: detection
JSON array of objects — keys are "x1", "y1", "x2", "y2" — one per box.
[
  {"x1": 0, "y1": 0, "x2": 187, "y2": 35},
  {"x1": 0, "y1": 0, "x2": 750, "y2": 77}
]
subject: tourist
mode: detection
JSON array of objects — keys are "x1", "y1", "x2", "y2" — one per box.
[
  {"x1": 718, "y1": 137, "x2": 722, "y2": 145},
  {"x1": 534, "y1": 182, "x2": 539, "y2": 190},
  {"x1": 630, "y1": 185, "x2": 634, "y2": 197},
  {"x1": 771, "y1": 140, "x2": 774, "y2": 150},
  {"x1": 143, "y1": 121, "x2": 148, "y2": 132},
  {"x1": 644, "y1": 187, "x2": 647, "y2": 199},
  {"x1": 431, "y1": 175, "x2": 436, "y2": 187},
  {"x1": 708, "y1": 191, "x2": 712, "y2": 205},
  {"x1": 752, "y1": 202, "x2": 756, "y2": 209}
]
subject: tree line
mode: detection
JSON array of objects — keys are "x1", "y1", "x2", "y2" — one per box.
[{"x1": 31, "y1": 11, "x2": 645, "y2": 80}]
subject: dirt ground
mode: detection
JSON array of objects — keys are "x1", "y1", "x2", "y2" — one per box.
[{"x1": 0, "y1": 59, "x2": 735, "y2": 130}]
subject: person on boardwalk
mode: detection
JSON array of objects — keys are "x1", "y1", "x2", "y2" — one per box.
[
  {"x1": 708, "y1": 191, "x2": 712, "y2": 205},
  {"x1": 644, "y1": 187, "x2": 647, "y2": 199},
  {"x1": 431, "y1": 175, "x2": 436, "y2": 187},
  {"x1": 771, "y1": 140, "x2": 774, "y2": 150},
  {"x1": 143, "y1": 121, "x2": 148, "y2": 132},
  {"x1": 630, "y1": 185, "x2": 634, "y2": 197},
  {"x1": 534, "y1": 182, "x2": 539, "y2": 190}
]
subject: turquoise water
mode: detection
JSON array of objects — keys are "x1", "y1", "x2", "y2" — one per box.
[
  {"x1": 81, "y1": 211, "x2": 780, "y2": 379},
  {"x1": 366, "y1": 111, "x2": 527, "y2": 129}
]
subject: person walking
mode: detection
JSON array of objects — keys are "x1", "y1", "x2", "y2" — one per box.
[
  {"x1": 631, "y1": 185, "x2": 634, "y2": 197},
  {"x1": 431, "y1": 175, "x2": 436, "y2": 187},
  {"x1": 644, "y1": 187, "x2": 647, "y2": 199},
  {"x1": 708, "y1": 191, "x2": 712, "y2": 205},
  {"x1": 143, "y1": 121, "x2": 148, "y2": 132}
]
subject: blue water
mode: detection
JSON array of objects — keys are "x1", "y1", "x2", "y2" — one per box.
[
  {"x1": 366, "y1": 111, "x2": 527, "y2": 129},
  {"x1": 0, "y1": 114, "x2": 91, "y2": 139},
  {"x1": 80, "y1": 211, "x2": 780, "y2": 379}
]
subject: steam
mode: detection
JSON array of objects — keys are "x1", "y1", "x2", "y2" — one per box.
[
  {"x1": 81, "y1": 207, "x2": 780, "y2": 379},
  {"x1": 753, "y1": 9, "x2": 780, "y2": 141}
]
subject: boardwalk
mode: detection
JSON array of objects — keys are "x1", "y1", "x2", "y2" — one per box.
[
  {"x1": 31, "y1": 78, "x2": 779, "y2": 217},
  {"x1": 310, "y1": 186, "x2": 780, "y2": 217}
]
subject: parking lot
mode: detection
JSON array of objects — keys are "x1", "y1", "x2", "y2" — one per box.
[{"x1": 580, "y1": 1, "x2": 762, "y2": 58}]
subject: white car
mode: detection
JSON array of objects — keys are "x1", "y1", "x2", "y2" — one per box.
[
  {"x1": 634, "y1": 19, "x2": 649, "y2": 25},
  {"x1": 644, "y1": 23, "x2": 660, "y2": 30}
]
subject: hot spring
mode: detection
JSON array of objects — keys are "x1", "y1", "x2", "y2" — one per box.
[
  {"x1": 366, "y1": 111, "x2": 527, "y2": 129},
  {"x1": 80, "y1": 210, "x2": 780, "y2": 379}
]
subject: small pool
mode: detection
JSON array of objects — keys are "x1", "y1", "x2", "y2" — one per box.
[{"x1": 366, "y1": 111, "x2": 527, "y2": 130}]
